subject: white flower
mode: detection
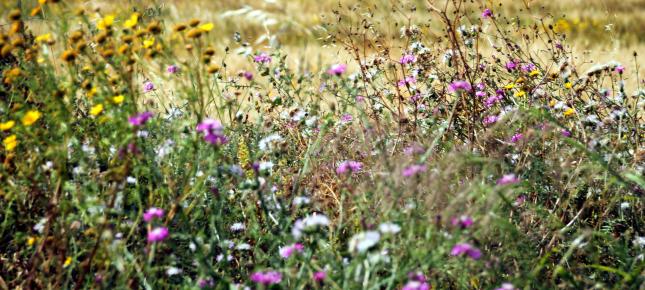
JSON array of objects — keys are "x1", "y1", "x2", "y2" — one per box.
[
  {"x1": 258, "y1": 161, "x2": 274, "y2": 172},
  {"x1": 137, "y1": 130, "x2": 149, "y2": 138},
  {"x1": 378, "y1": 222, "x2": 401, "y2": 234},
  {"x1": 236, "y1": 243, "x2": 251, "y2": 250},
  {"x1": 620, "y1": 202, "x2": 630, "y2": 209},
  {"x1": 348, "y1": 231, "x2": 381, "y2": 253},
  {"x1": 166, "y1": 267, "x2": 182, "y2": 276},
  {"x1": 291, "y1": 214, "x2": 330, "y2": 239},
  {"x1": 293, "y1": 196, "x2": 311, "y2": 206},
  {"x1": 230, "y1": 222, "x2": 246, "y2": 232},
  {"x1": 258, "y1": 134, "x2": 283, "y2": 152},
  {"x1": 126, "y1": 176, "x2": 137, "y2": 184},
  {"x1": 33, "y1": 218, "x2": 47, "y2": 233}
]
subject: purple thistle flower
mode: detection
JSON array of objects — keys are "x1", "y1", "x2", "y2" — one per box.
[
  {"x1": 521, "y1": 63, "x2": 536, "y2": 73},
  {"x1": 483, "y1": 115, "x2": 499, "y2": 126},
  {"x1": 561, "y1": 129, "x2": 572, "y2": 137},
  {"x1": 355, "y1": 95, "x2": 365, "y2": 103},
  {"x1": 451, "y1": 215, "x2": 474, "y2": 228},
  {"x1": 313, "y1": 271, "x2": 327, "y2": 282},
  {"x1": 327, "y1": 63, "x2": 347, "y2": 76},
  {"x1": 476, "y1": 82, "x2": 486, "y2": 91},
  {"x1": 398, "y1": 76, "x2": 417, "y2": 87},
  {"x1": 166, "y1": 65, "x2": 179, "y2": 74},
  {"x1": 402, "y1": 164, "x2": 427, "y2": 177},
  {"x1": 129, "y1": 112, "x2": 154, "y2": 127},
  {"x1": 143, "y1": 207, "x2": 164, "y2": 222},
  {"x1": 450, "y1": 243, "x2": 482, "y2": 260},
  {"x1": 448, "y1": 80, "x2": 472, "y2": 93},
  {"x1": 510, "y1": 133, "x2": 523, "y2": 143},
  {"x1": 253, "y1": 52, "x2": 272, "y2": 64},
  {"x1": 336, "y1": 160, "x2": 363, "y2": 175},
  {"x1": 340, "y1": 113, "x2": 353, "y2": 123},
  {"x1": 615, "y1": 65, "x2": 625, "y2": 74},
  {"x1": 402, "y1": 272, "x2": 431, "y2": 290},
  {"x1": 147, "y1": 227, "x2": 169, "y2": 243},
  {"x1": 399, "y1": 54, "x2": 417, "y2": 64},
  {"x1": 404, "y1": 144, "x2": 425, "y2": 155},
  {"x1": 197, "y1": 278, "x2": 214, "y2": 288},
  {"x1": 481, "y1": 8, "x2": 493, "y2": 19},
  {"x1": 279, "y1": 243, "x2": 304, "y2": 258},
  {"x1": 514, "y1": 195, "x2": 526, "y2": 207},
  {"x1": 143, "y1": 81, "x2": 155, "y2": 93},
  {"x1": 505, "y1": 60, "x2": 518, "y2": 71},
  {"x1": 243, "y1": 71, "x2": 253, "y2": 81},
  {"x1": 196, "y1": 119, "x2": 228, "y2": 146},
  {"x1": 475, "y1": 91, "x2": 487, "y2": 98},
  {"x1": 497, "y1": 174, "x2": 520, "y2": 185},
  {"x1": 250, "y1": 271, "x2": 282, "y2": 285}
]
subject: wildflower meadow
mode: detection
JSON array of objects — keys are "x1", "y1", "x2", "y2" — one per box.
[{"x1": 0, "y1": 0, "x2": 643, "y2": 289}]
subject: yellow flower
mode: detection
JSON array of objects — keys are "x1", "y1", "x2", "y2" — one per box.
[
  {"x1": 87, "y1": 87, "x2": 98, "y2": 98},
  {"x1": 563, "y1": 108, "x2": 576, "y2": 117},
  {"x1": 564, "y1": 82, "x2": 572, "y2": 89},
  {"x1": 504, "y1": 83, "x2": 515, "y2": 89},
  {"x1": 124, "y1": 13, "x2": 139, "y2": 29},
  {"x1": 3, "y1": 135, "x2": 17, "y2": 151},
  {"x1": 37, "y1": 57, "x2": 45, "y2": 63},
  {"x1": 198, "y1": 22, "x2": 214, "y2": 32},
  {"x1": 97, "y1": 14, "x2": 115, "y2": 30},
  {"x1": 549, "y1": 99, "x2": 557, "y2": 107},
  {"x1": 27, "y1": 236, "x2": 36, "y2": 246},
  {"x1": 0, "y1": 120, "x2": 15, "y2": 131},
  {"x1": 529, "y1": 70, "x2": 540, "y2": 77},
  {"x1": 63, "y1": 256, "x2": 72, "y2": 267},
  {"x1": 112, "y1": 95, "x2": 125, "y2": 104},
  {"x1": 35, "y1": 33, "x2": 51, "y2": 43},
  {"x1": 38, "y1": 0, "x2": 47, "y2": 4},
  {"x1": 143, "y1": 37, "x2": 155, "y2": 49},
  {"x1": 22, "y1": 110, "x2": 41, "y2": 126},
  {"x1": 514, "y1": 90, "x2": 526, "y2": 97},
  {"x1": 90, "y1": 104, "x2": 104, "y2": 116}
]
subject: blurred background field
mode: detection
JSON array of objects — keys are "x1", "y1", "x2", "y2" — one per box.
[{"x1": 3, "y1": 0, "x2": 644, "y2": 82}]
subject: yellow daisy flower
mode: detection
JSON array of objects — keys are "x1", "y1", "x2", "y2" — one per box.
[
  {"x1": 504, "y1": 83, "x2": 515, "y2": 89},
  {"x1": 35, "y1": 33, "x2": 51, "y2": 43},
  {"x1": 143, "y1": 37, "x2": 155, "y2": 49},
  {"x1": 97, "y1": 14, "x2": 115, "y2": 30},
  {"x1": 198, "y1": 22, "x2": 214, "y2": 32},
  {"x1": 27, "y1": 236, "x2": 36, "y2": 246},
  {"x1": 124, "y1": 13, "x2": 139, "y2": 29},
  {"x1": 3, "y1": 135, "x2": 17, "y2": 151},
  {"x1": 22, "y1": 110, "x2": 41, "y2": 126},
  {"x1": 564, "y1": 82, "x2": 572, "y2": 89},
  {"x1": 0, "y1": 120, "x2": 15, "y2": 131},
  {"x1": 563, "y1": 108, "x2": 576, "y2": 117},
  {"x1": 514, "y1": 90, "x2": 526, "y2": 97},
  {"x1": 90, "y1": 104, "x2": 104, "y2": 116},
  {"x1": 529, "y1": 70, "x2": 540, "y2": 77},
  {"x1": 63, "y1": 256, "x2": 72, "y2": 267},
  {"x1": 112, "y1": 95, "x2": 125, "y2": 104}
]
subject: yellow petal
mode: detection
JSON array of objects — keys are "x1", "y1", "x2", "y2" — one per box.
[
  {"x1": 22, "y1": 110, "x2": 42, "y2": 126},
  {"x1": 563, "y1": 108, "x2": 575, "y2": 117},
  {"x1": 564, "y1": 82, "x2": 572, "y2": 89},
  {"x1": 112, "y1": 95, "x2": 125, "y2": 104},
  {"x1": 504, "y1": 83, "x2": 515, "y2": 89},
  {"x1": 90, "y1": 104, "x2": 104, "y2": 116},
  {"x1": 143, "y1": 37, "x2": 155, "y2": 48},
  {"x1": 0, "y1": 120, "x2": 15, "y2": 131},
  {"x1": 124, "y1": 13, "x2": 139, "y2": 28},
  {"x1": 3, "y1": 135, "x2": 17, "y2": 151},
  {"x1": 198, "y1": 22, "x2": 214, "y2": 32},
  {"x1": 35, "y1": 33, "x2": 51, "y2": 43}
]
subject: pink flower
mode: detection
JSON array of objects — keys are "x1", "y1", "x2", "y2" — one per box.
[
  {"x1": 483, "y1": 115, "x2": 499, "y2": 126},
  {"x1": 475, "y1": 91, "x2": 487, "y2": 98},
  {"x1": 340, "y1": 113, "x2": 353, "y2": 123},
  {"x1": 505, "y1": 60, "x2": 518, "y2": 71},
  {"x1": 143, "y1": 207, "x2": 164, "y2": 222},
  {"x1": 129, "y1": 112, "x2": 153, "y2": 127},
  {"x1": 514, "y1": 195, "x2": 526, "y2": 206},
  {"x1": 250, "y1": 271, "x2": 282, "y2": 285},
  {"x1": 561, "y1": 129, "x2": 572, "y2": 137},
  {"x1": 450, "y1": 243, "x2": 482, "y2": 260},
  {"x1": 143, "y1": 81, "x2": 155, "y2": 93},
  {"x1": 166, "y1": 65, "x2": 179, "y2": 74},
  {"x1": 615, "y1": 66, "x2": 625, "y2": 74},
  {"x1": 243, "y1": 71, "x2": 253, "y2": 80},
  {"x1": 147, "y1": 227, "x2": 169, "y2": 243},
  {"x1": 279, "y1": 243, "x2": 304, "y2": 258},
  {"x1": 448, "y1": 80, "x2": 472, "y2": 93},
  {"x1": 451, "y1": 215, "x2": 473, "y2": 228},
  {"x1": 336, "y1": 160, "x2": 363, "y2": 175},
  {"x1": 402, "y1": 164, "x2": 427, "y2": 177},
  {"x1": 404, "y1": 144, "x2": 425, "y2": 155},
  {"x1": 398, "y1": 76, "x2": 417, "y2": 87},
  {"x1": 481, "y1": 8, "x2": 493, "y2": 19},
  {"x1": 497, "y1": 174, "x2": 520, "y2": 185},
  {"x1": 399, "y1": 54, "x2": 417, "y2": 64},
  {"x1": 327, "y1": 63, "x2": 347, "y2": 76},
  {"x1": 495, "y1": 283, "x2": 516, "y2": 290},
  {"x1": 313, "y1": 271, "x2": 327, "y2": 282},
  {"x1": 253, "y1": 52, "x2": 272, "y2": 64},
  {"x1": 196, "y1": 119, "x2": 228, "y2": 145},
  {"x1": 402, "y1": 272, "x2": 431, "y2": 290},
  {"x1": 510, "y1": 133, "x2": 523, "y2": 143}
]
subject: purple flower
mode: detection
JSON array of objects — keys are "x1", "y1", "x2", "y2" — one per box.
[
  {"x1": 495, "y1": 283, "x2": 516, "y2": 290},
  {"x1": 147, "y1": 227, "x2": 169, "y2": 243},
  {"x1": 313, "y1": 271, "x2": 327, "y2": 282},
  {"x1": 243, "y1": 71, "x2": 253, "y2": 81},
  {"x1": 510, "y1": 133, "x2": 523, "y2": 143},
  {"x1": 166, "y1": 65, "x2": 179, "y2": 74},
  {"x1": 481, "y1": 8, "x2": 493, "y2": 19},
  {"x1": 514, "y1": 195, "x2": 526, "y2": 206},
  {"x1": 196, "y1": 119, "x2": 228, "y2": 145},
  {"x1": 279, "y1": 243, "x2": 304, "y2": 258},
  {"x1": 521, "y1": 63, "x2": 536, "y2": 72},
  {"x1": 143, "y1": 207, "x2": 164, "y2": 222},
  {"x1": 476, "y1": 82, "x2": 486, "y2": 91},
  {"x1": 402, "y1": 272, "x2": 431, "y2": 290},
  {"x1": 404, "y1": 144, "x2": 425, "y2": 155},
  {"x1": 197, "y1": 278, "x2": 214, "y2": 288},
  {"x1": 356, "y1": 95, "x2": 365, "y2": 103},
  {"x1": 400, "y1": 54, "x2": 417, "y2": 64},
  {"x1": 250, "y1": 271, "x2": 282, "y2": 285},
  {"x1": 398, "y1": 76, "x2": 417, "y2": 87},
  {"x1": 327, "y1": 63, "x2": 347, "y2": 76},
  {"x1": 448, "y1": 80, "x2": 472, "y2": 93},
  {"x1": 561, "y1": 129, "x2": 571, "y2": 137},
  {"x1": 555, "y1": 42, "x2": 563, "y2": 50},
  {"x1": 615, "y1": 65, "x2": 625, "y2": 74},
  {"x1": 450, "y1": 243, "x2": 482, "y2": 260},
  {"x1": 253, "y1": 52, "x2": 272, "y2": 64},
  {"x1": 143, "y1": 81, "x2": 155, "y2": 93},
  {"x1": 497, "y1": 174, "x2": 520, "y2": 185},
  {"x1": 505, "y1": 60, "x2": 518, "y2": 71},
  {"x1": 336, "y1": 160, "x2": 363, "y2": 175},
  {"x1": 402, "y1": 164, "x2": 427, "y2": 177},
  {"x1": 451, "y1": 215, "x2": 473, "y2": 228},
  {"x1": 475, "y1": 91, "x2": 487, "y2": 98},
  {"x1": 340, "y1": 113, "x2": 353, "y2": 123},
  {"x1": 129, "y1": 112, "x2": 154, "y2": 127},
  {"x1": 483, "y1": 115, "x2": 499, "y2": 126}
]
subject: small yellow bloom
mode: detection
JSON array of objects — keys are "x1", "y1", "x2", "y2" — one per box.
[
  {"x1": 549, "y1": 99, "x2": 557, "y2": 107},
  {"x1": 112, "y1": 95, "x2": 125, "y2": 104},
  {"x1": 0, "y1": 120, "x2": 15, "y2": 131},
  {"x1": 90, "y1": 104, "x2": 104, "y2": 116},
  {"x1": 37, "y1": 57, "x2": 45, "y2": 63},
  {"x1": 87, "y1": 87, "x2": 98, "y2": 98},
  {"x1": 97, "y1": 14, "x2": 115, "y2": 30},
  {"x1": 124, "y1": 13, "x2": 139, "y2": 29},
  {"x1": 564, "y1": 82, "x2": 572, "y2": 89},
  {"x1": 504, "y1": 83, "x2": 515, "y2": 89},
  {"x1": 143, "y1": 37, "x2": 155, "y2": 49},
  {"x1": 63, "y1": 256, "x2": 72, "y2": 267},
  {"x1": 22, "y1": 110, "x2": 41, "y2": 126},
  {"x1": 563, "y1": 108, "x2": 576, "y2": 117},
  {"x1": 35, "y1": 33, "x2": 51, "y2": 43},
  {"x1": 27, "y1": 236, "x2": 36, "y2": 246},
  {"x1": 3, "y1": 135, "x2": 17, "y2": 151},
  {"x1": 529, "y1": 70, "x2": 540, "y2": 77},
  {"x1": 198, "y1": 22, "x2": 214, "y2": 32},
  {"x1": 39, "y1": 0, "x2": 47, "y2": 4},
  {"x1": 514, "y1": 90, "x2": 526, "y2": 97}
]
